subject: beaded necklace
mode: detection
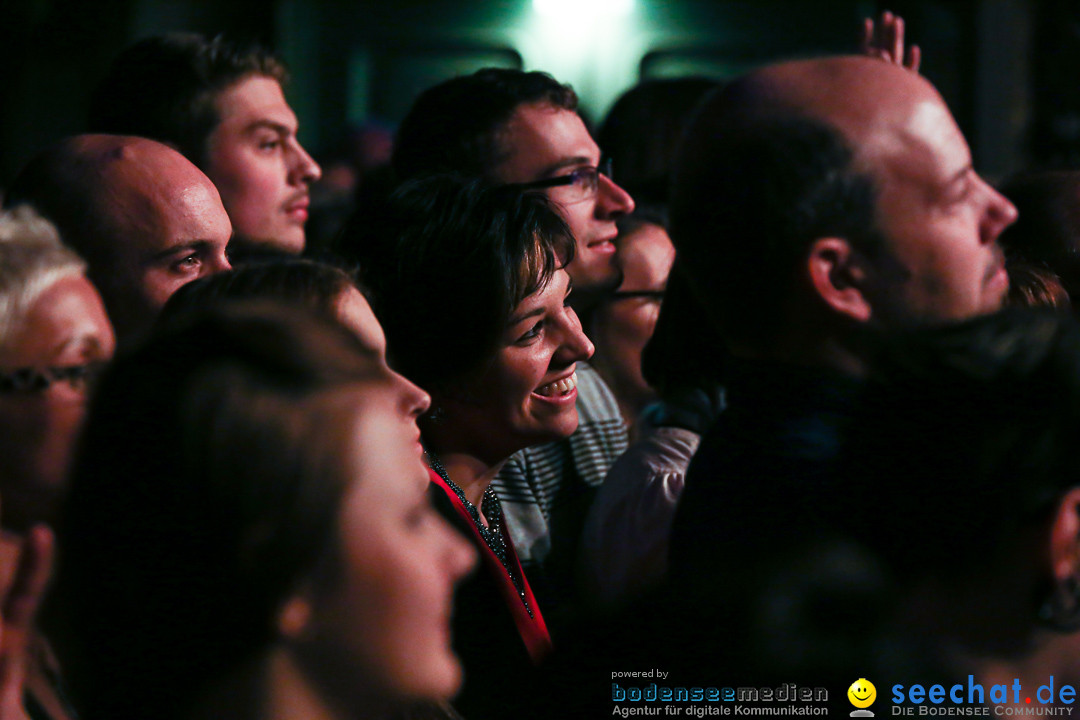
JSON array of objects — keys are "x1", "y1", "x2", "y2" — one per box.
[{"x1": 426, "y1": 450, "x2": 533, "y2": 617}]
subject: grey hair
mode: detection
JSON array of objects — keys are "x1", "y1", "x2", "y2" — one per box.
[{"x1": 0, "y1": 205, "x2": 88, "y2": 347}]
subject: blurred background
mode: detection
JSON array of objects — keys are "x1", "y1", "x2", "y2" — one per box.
[{"x1": 0, "y1": 0, "x2": 1071, "y2": 187}]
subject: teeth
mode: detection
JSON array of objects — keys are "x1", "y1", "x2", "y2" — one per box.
[{"x1": 536, "y1": 371, "x2": 577, "y2": 398}]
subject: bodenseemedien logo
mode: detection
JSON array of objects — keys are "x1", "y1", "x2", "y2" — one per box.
[
  {"x1": 849, "y1": 678, "x2": 877, "y2": 717},
  {"x1": 610, "y1": 676, "x2": 829, "y2": 716}
]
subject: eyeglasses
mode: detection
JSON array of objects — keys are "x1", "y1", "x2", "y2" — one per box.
[
  {"x1": 511, "y1": 158, "x2": 614, "y2": 205},
  {"x1": 609, "y1": 289, "x2": 665, "y2": 304},
  {"x1": 0, "y1": 361, "x2": 106, "y2": 395}
]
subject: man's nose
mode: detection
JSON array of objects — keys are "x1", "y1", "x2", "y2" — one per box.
[{"x1": 595, "y1": 174, "x2": 634, "y2": 220}]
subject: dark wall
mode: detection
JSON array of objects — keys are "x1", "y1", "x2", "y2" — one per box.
[
  {"x1": 0, "y1": 0, "x2": 277, "y2": 183},
  {"x1": 0, "y1": 0, "x2": 1045, "y2": 188},
  {"x1": 2, "y1": 0, "x2": 130, "y2": 182}
]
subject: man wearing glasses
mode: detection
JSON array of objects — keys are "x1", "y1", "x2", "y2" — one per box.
[
  {"x1": 393, "y1": 68, "x2": 635, "y2": 312},
  {"x1": 495, "y1": 112, "x2": 634, "y2": 309},
  {"x1": 388, "y1": 69, "x2": 635, "y2": 624}
]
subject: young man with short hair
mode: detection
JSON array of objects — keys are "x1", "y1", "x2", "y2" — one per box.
[{"x1": 89, "y1": 34, "x2": 321, "y2": 260}]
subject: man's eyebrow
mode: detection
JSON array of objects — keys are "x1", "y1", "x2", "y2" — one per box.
[
  {"x1": 54, "y1": 333, "x2": 105, "y2": 359},
  {"x1": 933, "y1": 164, "x2": 974, "y2": 201},
  {"x1": 947, "y1": 164, "x2": 974, "y2": 186},
  {"x1": 354, "y1": 345, "x2": 382, "y2": 362},
  {"x1": 243, "y1": 119, "x2": 295, "y2": 136}
]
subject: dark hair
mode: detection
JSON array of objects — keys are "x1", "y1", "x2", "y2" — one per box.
[
  {"x1": 3, "y1": 140, "x2": 110, "y2": 267},
  {"x1": 597, "y1": 78, "x2": 720, "y2": 206},
  {"x1": 660, "y1": 310, "x2": 1080, "y2": 681},
  {"x1": 338, "y1": 174, "x2": 573, "y2": 390},
  {"x1": 670, "y1": 81, "x2": 881, "y2": 348},
  {"x1": 53, "y1": 303, "x2": 382, "y2": 719},
  {"x1": 392, "y1": 68, "x2": 577, "y2": 180},
  {"x1": 999, "y1": 171, "x2": 1080, "y2": 308},
  {"x1": 640, "y1": 263, "x2": 728, "y2": 395},
  {"x1": 822, "y1": 311, "x2": 1080, "y2": 658},
  {"x1": 88, "y1": 33, "x2": 286, "y2": 166},
  {"x1": 160, "y1": 258, "x2": 360, "y2": 323},
  {"x1": 1005, "y1": 259, "x2": 1071, "y2": 311},
  {"x1": 845, "y1": 310, "x2": 1080, "y2": 582},
  {"x1": 615, "y1": 202, "x2": 669, "y2": 239}
]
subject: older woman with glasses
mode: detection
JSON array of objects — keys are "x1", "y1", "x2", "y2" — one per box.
[
  {"x1": 344, "y1": 174, "x2": 595, "y2": 720},
  {"x1": 0, "y1": 206, "x2": 114, "y2": 720},
  {"x1": 0, "y1": 205, "x2": 115, "y2": 533}
]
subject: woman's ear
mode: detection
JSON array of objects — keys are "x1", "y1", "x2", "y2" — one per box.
[
  {"x1": 1040, "y1": 488, "x2": 1080, "y2": 631},
  {"x1": 807, "y1": 237, "x2": 873, "y2": 323},
  {"x1": 277, "y1": 591, "x2": 313, "y2": 641}
]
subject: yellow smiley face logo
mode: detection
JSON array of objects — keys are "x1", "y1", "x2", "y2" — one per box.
[{"x1": 848, "y1": 679, "x2": 876, "y2": 708}]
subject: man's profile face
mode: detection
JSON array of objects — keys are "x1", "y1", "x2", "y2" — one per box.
[
  {"x1": 494, "y1": 101, "x2": 635, "y2": 296},
  {"x1": 204, "y1": 75, "x2": 322, "y2": 256},
  {"x1": 857, "y1": 93, "x2": 1017, "y2": 323},
  {"x1": 95, "y1": 149, "x2": 233, "y2": 341}
]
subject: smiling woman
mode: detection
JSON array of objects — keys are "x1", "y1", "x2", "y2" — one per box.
[{"x1": 346, "y1": 174, "x2": 594, "y2": 719}]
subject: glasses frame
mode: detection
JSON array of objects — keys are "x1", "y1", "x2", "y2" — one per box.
[
  {"x1": 0, "y1": 362, "x2": 106, "y2": 394},
  {"x1": 510, "y1": 158, "x2": 614, "y2": 202},
  {"x1": 607, "y1": 289, "x2": 666, "y2": 304}
]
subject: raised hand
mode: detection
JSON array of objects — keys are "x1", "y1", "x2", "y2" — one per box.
[{"x1": 861, "y1": 10, "x2": 921, "y2": 73}]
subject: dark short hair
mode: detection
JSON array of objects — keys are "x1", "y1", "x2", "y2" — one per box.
[
  {"x1": 848, "y1": 310, "x2": 1080, "y2": 583},
  {"x1": 615, "y1": 202, "x2": 669, "y2": 239},
  {"x1": 338, "y1": 174, "x2": 574, "y2": 390},
  {"x1": 821, "y1": 311, "x2": 1080, "y2": 661},
  {"x1": 88, "y1": 33, "x2": 286, "y2": 166},
  {"x1": 641, "y1": 264, "x2": 728, "y2": 395},
  {"x1": 670, "y1": 81, "x2": 881, "y2": 348},
  {"x1": 392, "y1": 68, "x2": 577, "y2": 180},
  {"x1": 1005, "y1": 260, "x2": 1071, "y2": 311},
  {"x1": 160, "y1": 258, "x2": 361, "y2": 323},
  {"x1": 659, "y1": 310, "x2": 1080, "y2": 677},
  {"x1": 598, "y1": 77, "x2": 720, "y2": 206},
  {"x1": 53, "y1": 303, "x2": 385, "y2": 719},
  {"x1": 3, "y1": 141, "x2": 110, "y2": 267}
]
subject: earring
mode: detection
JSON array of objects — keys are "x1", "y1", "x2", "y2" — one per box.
[{"x1": 1038, "y1": 576, "x2": 1080, "y2": 632}]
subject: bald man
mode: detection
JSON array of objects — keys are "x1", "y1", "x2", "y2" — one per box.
[
  {"x1": 672, "y1": 56, "x2": 1015, "y2": 368},
  {"x1": 665, "y1": 57, "x2": 1017, "y2": 598},
  {"x1": 6, "y1": 135, "x2": 232, "y2": 344}
]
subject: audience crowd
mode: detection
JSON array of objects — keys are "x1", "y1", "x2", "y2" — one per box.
[{"x1": 4, "y1": 11, "x2": 1080, "y2": 720}]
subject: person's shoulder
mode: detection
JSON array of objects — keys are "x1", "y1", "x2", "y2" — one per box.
[
  {"x1": 586, "y1": 423, "x2": 699, "y2": 536},
  {"x1": 636, "y1": 424, "x2": 702, "y2": 469}
]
